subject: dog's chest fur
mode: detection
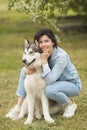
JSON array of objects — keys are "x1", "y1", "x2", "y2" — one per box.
[{"x1": 24, "y1": 69, "x2": 45, "y2": 96}]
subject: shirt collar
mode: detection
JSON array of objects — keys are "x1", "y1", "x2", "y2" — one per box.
[{"x1": 50, "y1": 47, "x2": 58, "y2": 60}]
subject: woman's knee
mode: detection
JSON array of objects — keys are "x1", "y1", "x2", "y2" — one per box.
[{"x1": 44, "y1": 86, "x2": 53, "y2": 98}]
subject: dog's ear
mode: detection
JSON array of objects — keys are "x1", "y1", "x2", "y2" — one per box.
[
  {"x1": 35, "y1": 40, "x2": 38, "y2": 47},
  {"x1": 24, "y1": 38, "x2": 30, "y2": 48},
  {"x1": 34, "y1": 40, "x2": 42, "y2": 53},
  {"x1": 34, "y1": 40, "x2": 43, "y2": 53}
]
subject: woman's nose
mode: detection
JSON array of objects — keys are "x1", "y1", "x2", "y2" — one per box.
[{"x1": 42, "y1": 41, "x2": 46, "y2": 46}]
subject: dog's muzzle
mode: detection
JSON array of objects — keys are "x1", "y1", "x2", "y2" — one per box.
[{"x1": 22, "y1": 58, "x2": 36, "y2": 66}]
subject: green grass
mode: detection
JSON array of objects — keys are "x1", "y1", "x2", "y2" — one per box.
[{"x1": 0, "y1": 1, "x2": 87, "y2": 130}]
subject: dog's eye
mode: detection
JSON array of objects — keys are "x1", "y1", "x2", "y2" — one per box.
[{"x1": 29, "y1": 51, "x2": 34, "y2": 54}]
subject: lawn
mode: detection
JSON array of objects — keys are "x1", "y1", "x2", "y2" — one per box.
[{"x1": 0, "y1": 1, "x2": 87, "y2": 130}]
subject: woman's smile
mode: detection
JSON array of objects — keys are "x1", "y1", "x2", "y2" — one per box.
[{"x1": 38, "y1": 35, "x2": 54, "y2": 56}]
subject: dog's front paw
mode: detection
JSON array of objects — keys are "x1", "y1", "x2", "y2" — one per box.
[
  {"x1": 24, "y1": 119, "x2": 32, "y2": 125},
  {"x1": 12, "y1": 116, "x2": 19, "y2": 121},
  {"x1": 45, "y1": 116, "x2": 54, "y2": 123}
]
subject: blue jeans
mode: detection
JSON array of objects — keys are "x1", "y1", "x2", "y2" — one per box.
[
  {"x1": 45, "y1": 81, "x2": 81, "y2": 105},
  {"x1": 16, "y1": 67, "x2": 26, "y2": 97},
  {"x1": 16, "y1": 67, "x2": 81, "y2": 105}
]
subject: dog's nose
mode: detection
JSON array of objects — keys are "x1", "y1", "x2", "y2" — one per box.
[{"x1": 22, "y1": 59, "x2": 26, "y2": 64}]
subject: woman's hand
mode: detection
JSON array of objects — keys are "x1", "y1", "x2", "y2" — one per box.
[
  {"x1": 25, "y1": 68, "x2": 36, "y2": 75},
  {"x1": 41, "y1": 52, "x2": 50, "y2": 65}
]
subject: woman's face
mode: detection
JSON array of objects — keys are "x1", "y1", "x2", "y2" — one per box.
[{"x1": 38, "y1": 35, "x2": 54, "y2": 56}]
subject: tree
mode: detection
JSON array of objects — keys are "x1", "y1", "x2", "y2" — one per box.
[
  {"x1": 8, "y1": 0, "x2": 70, "y2": 32},
  {"x1": 8, "y1": 0, "x2": 87, "y2": 33},
  {"x1": 69, "y1": 0, "x2": 87, "y2": 16}
]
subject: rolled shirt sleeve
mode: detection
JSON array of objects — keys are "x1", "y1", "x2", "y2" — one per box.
[{"x1": 41, "y1": 55, "x2": 68, "y2": 85}]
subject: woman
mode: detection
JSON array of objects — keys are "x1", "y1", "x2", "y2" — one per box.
[{"x1": 6, "y1": 28, "x2": 82, "y2": 119}]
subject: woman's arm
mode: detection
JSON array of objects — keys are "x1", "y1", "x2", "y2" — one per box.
[{"x1": 41, "y1": 55, "x2": 68, "y2": 85}]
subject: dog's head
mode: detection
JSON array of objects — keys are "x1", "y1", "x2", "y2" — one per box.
[{"x1": 22, "y1": 38, "x2": 42, "y2": 69}]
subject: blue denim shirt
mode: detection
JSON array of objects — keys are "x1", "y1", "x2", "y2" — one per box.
[{"x1": 41, "y1": 47, "x2": 82, "y2": 90}]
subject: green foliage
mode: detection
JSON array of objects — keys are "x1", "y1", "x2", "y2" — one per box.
[
  {"x1": 69, "y1": 0, "x2": 87, "y2": 16},
  {"x1": 8, "y1": 0, "x2": 87, "y2": 27},
  {"x1": 8, "y1": 0, "x2": 70, "y2": 32}
]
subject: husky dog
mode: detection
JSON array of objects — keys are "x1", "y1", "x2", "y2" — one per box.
[{"x1": 14, "y1": 39, "x2": 60, "y2": 125}]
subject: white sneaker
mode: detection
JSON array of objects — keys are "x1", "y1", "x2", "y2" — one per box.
[
  {"x1": 63, "y1": 103, "x2": 77, "y2": 118},
  {"x1": 5, "y1": 105, "x2": 21, "y2": 119}
]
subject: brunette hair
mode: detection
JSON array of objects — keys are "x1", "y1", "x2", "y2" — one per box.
[{"x1": 34, "y1": 28, "x2": 58, "y2": 47}]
